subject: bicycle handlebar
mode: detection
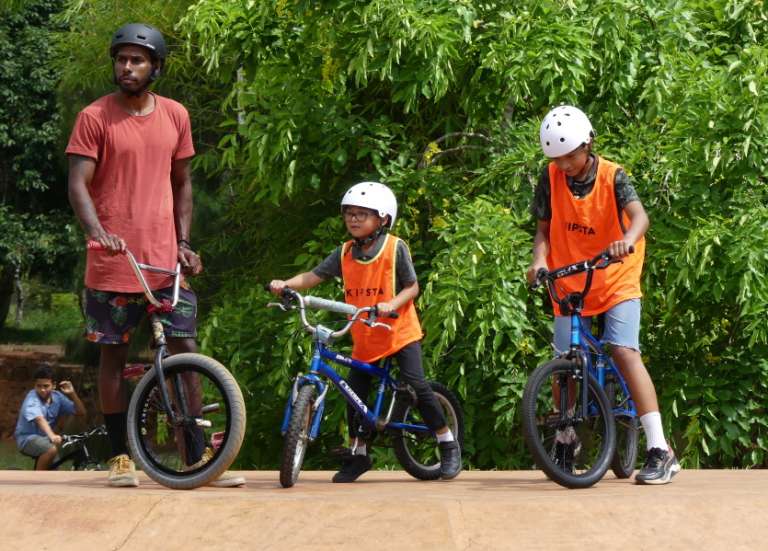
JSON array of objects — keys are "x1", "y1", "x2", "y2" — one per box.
[
  {"x1": 530, "y1": 247, "x2": 634, "y2": 314},
  {"x1": 265, "y1": 285, "x2": 398, "y2": 339},
  {"x1": 303, "y1": 295, "x2": 359, "y2": 317},
  {"x1": 87, "y1": 241, "x2": 181, "y2": 308},
  {"x1": 61, "y1": 425, "x2": 107, "y2": 448},
  {"x1": 530, "y1": 247, "x2": 635, "y2": 290}
]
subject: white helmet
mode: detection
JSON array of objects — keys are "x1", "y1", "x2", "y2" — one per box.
[
  {"x1": 341, "y1": 181, "x2": 398, "y2": 229},
  {"x1": 539, "y1": 105, "x2": 594, "y2": 158}
]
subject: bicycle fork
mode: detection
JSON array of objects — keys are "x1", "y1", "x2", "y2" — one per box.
[{"x1": 148, "y1": 314, "x2": 206, "y2": 429}]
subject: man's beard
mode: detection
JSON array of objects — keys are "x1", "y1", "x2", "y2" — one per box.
[{"x1": 116, "y1": 75, "x2": 152, "y2": 97}]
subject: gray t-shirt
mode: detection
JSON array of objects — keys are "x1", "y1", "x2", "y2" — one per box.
[
  {"x1": 531, "y1": 155, "x2": 641, "y2": 221},
  {"x1": 312, "y1": 234, "x2": 418, "y2": 294}
]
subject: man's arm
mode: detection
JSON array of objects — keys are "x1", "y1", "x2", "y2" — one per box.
[
  {"x1": 68, "y1": 154, "x2": 126, "y2": 252},
  {"x1": 170, "y1": 157, "x2": 202, "y2": 275}
]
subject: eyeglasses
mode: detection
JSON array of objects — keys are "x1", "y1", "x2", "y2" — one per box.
[{"x1": 343, "y1": 210, "x2": 372, "y2": 222}]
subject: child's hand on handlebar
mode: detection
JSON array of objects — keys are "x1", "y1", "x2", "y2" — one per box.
[
  {"x1": 269, "y1": 280, "x2": 287, "y2": 296},
  {"x1": 376, "y1": 301, "x2": 395, "y2": 314},
  {"x1": 526, "y1": 261, "x2": 548, "y2": 285},
  {"x1": 606, "y1": 240, "x2": 634, "y2": 259}
]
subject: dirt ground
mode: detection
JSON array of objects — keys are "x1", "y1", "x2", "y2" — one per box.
[{"x1": 1, "y1": 469, "x2": 766, "y2": 550}]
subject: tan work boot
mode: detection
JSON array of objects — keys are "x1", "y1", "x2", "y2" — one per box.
[{"x1": 107, "y1": 454, "x2": 139, "y2": 487}]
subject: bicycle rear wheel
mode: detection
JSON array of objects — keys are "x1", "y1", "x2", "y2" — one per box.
[
  {"x1": 391, "y1": 381, "x2": 464, "y2": 480},
  {"x1": 605, "y1": 377, "x2": 640, "y2": 478},
  {"x1": 521, "y1": 359, "x2": 615, "y2": 489},
  {"x1": 279, "y1": 384, "x2": 316, "y2": 488},
  {"x1": 127, "y1": 353, "x2": 246, "y2": 490}
]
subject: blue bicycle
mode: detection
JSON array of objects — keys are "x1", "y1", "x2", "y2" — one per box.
[
  {"x1": 522, "y1": 250, "x2": 640, "y2": 489},
  {"x1": 268, "y1": 288, "x2": 464, "y2": 488}
]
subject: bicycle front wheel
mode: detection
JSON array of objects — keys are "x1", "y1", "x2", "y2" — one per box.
[
  {"x1": 279, "y1": 384, "x2": 316, "y2": 488},
  {"x1": 127, "y1": 353, "x2": 246, "y2": 490},
  {"x1": 391, "y1": 381, "x2": 464, "y2": 480},
  {"x1": 521, "y1": 359, "x2": 615, "y2": 489}
]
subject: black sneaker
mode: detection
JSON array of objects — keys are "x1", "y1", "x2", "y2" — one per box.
[
  {"x1": 635, "y1": 447, "x2": 681, "y2": 485},
  {"x1": 438, "y1": 440, "x2": 462, "y2": 480},
  {"x1": 552, "y1": 442, "x2": 575, "y2": 472},
  {"x1": 332, "y1": 453, "x2": 372, "y2": 483}
]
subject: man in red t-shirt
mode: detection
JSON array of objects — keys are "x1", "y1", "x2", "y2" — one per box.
[{"x1": 67, "y1": 23, "x2": 242, "y2": 488}]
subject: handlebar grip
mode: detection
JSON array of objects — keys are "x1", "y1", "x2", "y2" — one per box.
[
  {"x1": 86, "y1": 240, "x2": 126, "y2": 255},
  {"x1": 628, "y1": 245, "x2": 635, "y2": 254},
  {"x1": 387, "y1": 312, "x2": 399, "y2": 319},
  {"x1": 303, "y1": 295, "x2": 358, "y2": 316}
]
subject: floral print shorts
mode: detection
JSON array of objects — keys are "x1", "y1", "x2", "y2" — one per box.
[{"x1": 84, "y1": 286, "x2": 197, "y2": 344}]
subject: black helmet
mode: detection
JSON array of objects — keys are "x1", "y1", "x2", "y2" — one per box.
[{"x1": 110, "y1": 22, "x2": 167, "y2": 63}]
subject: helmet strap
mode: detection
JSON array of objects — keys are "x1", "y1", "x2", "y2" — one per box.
[{"x1": 353, "y1": 223, "x2": 389, "y2": 248}]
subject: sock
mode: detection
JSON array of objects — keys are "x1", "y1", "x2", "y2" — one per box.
[
  {"x1": 436, "y1": 429, "x2": 455, "y2": 443},
  {"x1": 640, "y1": 411, "x2": 667, "y2": 451},
  {"x1": 104, "y1": 412, "x2": 129, "y2": 458},
  {"x1": 353, "y1": 444, "x2": 367, "y2": 456}
]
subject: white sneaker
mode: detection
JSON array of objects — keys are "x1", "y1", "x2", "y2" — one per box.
[
  {"x1": 187, "y1": 447, "x2": 245, "y2": 488},
  {"x1": 208, "y1": 474, "x2": 246, "y2": 488},
  {"x1": 107, "y1": 454, "x2": 139, "y2": 487}
]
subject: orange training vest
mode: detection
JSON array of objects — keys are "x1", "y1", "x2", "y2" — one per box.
[
  {"x1": 547, "y1": 156, "x2": 645, "y2": 316},
  {"x1": 341, "y1": 234, "x2": 423, "y2": 362}
]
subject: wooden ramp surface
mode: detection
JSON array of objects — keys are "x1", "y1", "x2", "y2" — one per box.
[{"x1": 0, "y1": 470, "x2": 766, "y2": 550}]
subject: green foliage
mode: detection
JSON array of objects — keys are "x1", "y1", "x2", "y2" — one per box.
[
  {"x1": 0, "y1": 0, "x2": 80, "y2": 330},
  {"x1": 48, "y1": 0, "x2": 768, "y2": 469},
  {"x1": 1, "y1": 288, "x2": 82, "y2": 344}
]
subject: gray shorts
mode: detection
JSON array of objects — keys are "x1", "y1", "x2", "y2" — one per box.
[
  {"x1": 19, "y1": 435, "x2": 56, "y2": 458},
  {"x1": 553, "y1": 298, "x2": 641, "y2": 354}
]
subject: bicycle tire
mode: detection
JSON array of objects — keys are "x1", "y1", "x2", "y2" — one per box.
[
  {"x1": 127, "y1": 353, "x2": 246, "y2": 490},
  {"x1": 391, "y1": 381, "x2": 464, "y2": 481},
  {"x1": 279, "y1": 384, "x2": 316, "y2": 488},
  {"x1": 605, "y1": 379, "x2": 640, "y2": 479},
  {"x1": 521, "y1": 359, "x2": 616, "y2": 489}
]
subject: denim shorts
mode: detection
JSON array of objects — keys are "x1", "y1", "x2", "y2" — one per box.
[
  {"x1": 553, "y1": 298, "x2": 641, "y2": 354},
  {"x1": 84, "y1": 286, "x2": 197, "y2": 345}
]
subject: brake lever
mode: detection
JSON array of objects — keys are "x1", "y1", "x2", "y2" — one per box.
[
  {"x1": 367, "y1": 321, "x2": 393, "y2": 331},
  {"x1": 267, "y1": 302, "x2": 293, "y2": 312}
]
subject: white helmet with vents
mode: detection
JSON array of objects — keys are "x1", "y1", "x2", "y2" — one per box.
[
  {"x1": 341, "y1": 181, "x2": 398, "y2": 228},
  {"x1": 539, "y1": 105, "x2": 594, "y2": 158}
]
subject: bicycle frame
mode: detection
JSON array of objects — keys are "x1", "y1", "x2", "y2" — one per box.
[
  {"x1": 569, "y1": 316, "x2": 637, "y2": 420},
  {"x1": 275, "y1": 296, "x2": 431, "y2": 442},
  {"x1": 48, "y1": 426, "x2": 107, "y2": 470},
  {"x1": 537, "y1": 250, "x2": 638, "y2": 422}
]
